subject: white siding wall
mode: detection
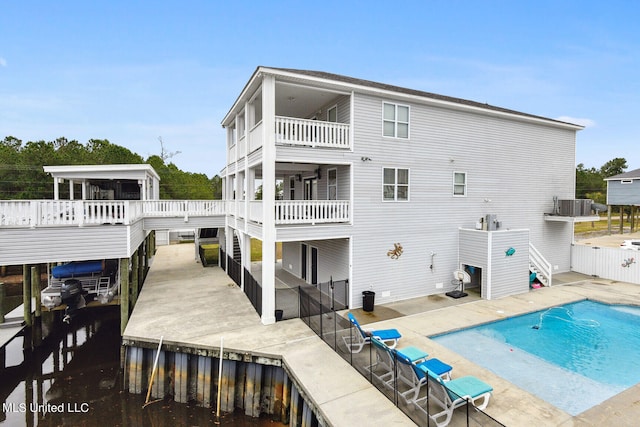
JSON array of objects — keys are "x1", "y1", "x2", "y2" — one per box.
[
  {"x1": 282, "y1": 164, "x2": 350, "y2": 201},
  {"x1": 282, "y1": 239, "x2": 349, "y2": 284},
  {"x1": 347, "y1": 92, "x2": 575, "y2": 306},
  {"x1": 0, "y1": 226, "x2": 130, "y2": 264},
  {"x1": 487, "y1": 229, "x2": 530, "y2": 299}
]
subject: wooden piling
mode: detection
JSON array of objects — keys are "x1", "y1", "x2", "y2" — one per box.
[
  {"x1": 120, "y1": 257, "x2": 130, "y2": 335},
  {"x1": 174, "y1": 352, "x2": 189, "y2": 403},
  {"x1": 290, "y1": 384, "x2": 301, "y2": 426},
  {"x1": 23, "y1": 264, "x2": 32, "y2": 327},
  {"x1": 121, "y1": 344, "x2": 314, "y2": 423},
  {"x1": 0, "y1": 281, "x2": 5, "y2": 324},
  {"x1": 31, "y1": 266, "x2": 41, "y2": 318},
  {"x1": 127, "y1": 346, "x2": 144, "y2": 393},
  {"x1": 620, "y1": 206, "x2": 624, "y2": 234},
  {"x1": 244, "y1": 363, "x2": 263, "y2": 417},
  {"x1": 198, "y1": 355, "x2": 213, "y2": 407},
  {"x1": 131, "y1": 250, "x2": 139, "y2": 308},
  {"x1": 151, "y1": 349, "x2": 166, "y2": 399},
  {"x1": 281, "y1": 374, "x2": 291, "y2": 423}
]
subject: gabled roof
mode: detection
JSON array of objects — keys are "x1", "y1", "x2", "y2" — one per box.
[
  {"x1": 605, "y1": 168, "x2": 640, "y2": 181},
  {"x1": 223, "y1": 66, "x2": 585, "y2": 130}
]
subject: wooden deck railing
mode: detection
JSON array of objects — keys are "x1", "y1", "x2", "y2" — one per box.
[
  {"x1": 0, "y1": 200, "x2": 227, "y2": 228},
  {"x1": 0, "y1": 199, "x2": 350, "y2": 228}
]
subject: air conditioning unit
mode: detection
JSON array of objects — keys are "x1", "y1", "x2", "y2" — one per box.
[{"x1": 557, "y1": 199, "x2": 593, "y2": 216}]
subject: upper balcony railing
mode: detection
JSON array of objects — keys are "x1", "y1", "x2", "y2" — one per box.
[
  {"x1": 243, "y1": 200, "x2": 350, "y2": 225},
  {"x1": 275, "y1": 116, "x2": 350, "y2": 149},
  {"x1": 274, "y1": 200, "x2": 350, "y2": 225},
  {"x1": 0, "y1": 200, "x2": 226, "y2": 228}
]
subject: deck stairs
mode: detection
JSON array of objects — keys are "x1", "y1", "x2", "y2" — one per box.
[{"x1": 529, "y1": 242, "x2": 552, "y2": 286}]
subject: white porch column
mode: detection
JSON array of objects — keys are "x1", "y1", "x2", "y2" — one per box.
[
  {"x1": 139, "y1": 179, "x2": 147, "y2": 200},
  {"x1": 260, "y1": 74, "x2": 277, "y2": 325},
  {"x1": 81, "y1": 181, "x2": 88, "y2": 200},
  {"x1": 68, "y1": 179, "x2": 74, "y2": 200},
  {"x1": 53, "y1": 178, "x2": 60, "y2": 200}
]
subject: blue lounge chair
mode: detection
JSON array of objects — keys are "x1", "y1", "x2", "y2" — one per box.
[
  {"x1": 394, "y1": 349, "x2": 453, "y2": 405},
  {"x1": 342, "y1": 312, "x2": 402, "y2": 353},
  {"x1": 423, "y1": 368, "x2": 493, "y2": 427}
]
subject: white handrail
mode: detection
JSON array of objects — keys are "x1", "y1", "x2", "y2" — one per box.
[
  {"x1": 275, "y1": 200, "x2": 350, "y2": 224},
  {"x1": 275, "y1": 116, "x2": 350, "y2": 148},
  {"x1": 0, "y1": 200, "x2": 227, "y2": 228},
  {"x1": 529, "y1": 242, "x2": 553, "y2": 286}
]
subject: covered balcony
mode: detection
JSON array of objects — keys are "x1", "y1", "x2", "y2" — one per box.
[
  {"x1": 227, "y1": 162, "x2": 351, "y2": 229},
  {"x1": 227, "y1": 80, "x2": 352, "y2": 163}
]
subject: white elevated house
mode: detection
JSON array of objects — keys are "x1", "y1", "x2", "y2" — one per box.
[{"x1": 220, "y1": 66, "x2": 593, "y2": 324}]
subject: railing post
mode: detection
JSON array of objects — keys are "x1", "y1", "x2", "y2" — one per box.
[
  {"x1": 30, "y1": 201, "x2": 38, "y2": 228},
  {"x1": 124, "y1": 201, "x2": 131, "y2": 225},
  {"x1": 76, "y1": 200, "x2": 84, "y2": 226}
]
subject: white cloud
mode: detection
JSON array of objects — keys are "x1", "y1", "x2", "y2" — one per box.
[
  {"x1": 555, "y1": 116, "x2": 596, "y2": 128},
  {"x1": 0, "y1": 57, "x2": 7, "y2": 67}
]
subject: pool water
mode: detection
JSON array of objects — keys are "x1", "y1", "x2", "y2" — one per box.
[{"x1": 431, "y1": 300, "x2": 640, "y2": 416}]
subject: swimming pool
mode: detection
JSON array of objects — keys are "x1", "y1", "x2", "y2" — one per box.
[{"x1": 431, "y1": 300, "x2": 640, "y2": 416}]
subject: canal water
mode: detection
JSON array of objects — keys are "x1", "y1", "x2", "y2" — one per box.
[{"x1": 1, "y1": 301, "x2": 285, "y2": 427}]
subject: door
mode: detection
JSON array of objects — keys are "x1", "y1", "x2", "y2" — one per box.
[
  {"x1": 301, "y1": 243, "x2": 318, "y2": 284},
  {"x1": 311, "y1": 246, "x2": 318, "y2": 285},
  {"x1": 301, "y1": 244, "x2": 307, "y2": 281},
  {"x1": 303, "y1": 178, "x2": 317, "y2": 200}
]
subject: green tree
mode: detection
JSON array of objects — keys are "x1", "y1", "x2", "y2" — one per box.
[
  {"x1": 0, "y1": 136, "x2": 24, "y2": 198},
  {"x1": 1, "y1": 136, "x2": 224, "y2": 201},
  {"x1": 210, "y1": 175, "x2": 222, "y2": 200},
  {"x1": 576, "y1": 163, "x2": 603, "y2": 199},
  {"x1": 600, "y1": 157, "x2": 627, "y2": 178}
]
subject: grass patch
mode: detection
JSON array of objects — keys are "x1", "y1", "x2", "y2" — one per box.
[
  {"x1": 574, "y1": 215, "x2": 629, "y2": 234},
  {"x1": 250, "y1": 239, "x2": 282, "y2": 261},
  {"x1": 201, "y1": 243, "x2": 219, "y2": 265}
]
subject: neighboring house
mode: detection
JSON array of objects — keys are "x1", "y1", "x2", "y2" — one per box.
[
  {"x1": 220, "y1": 66, "x2": 588, "y2": 324},
  {"x1": 605, "y1": 168, "x2": 640, "y2": 206}
]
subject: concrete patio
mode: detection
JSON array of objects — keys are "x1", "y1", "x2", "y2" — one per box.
[{"x1": 123, "y1": 242, "x2": 640, "y2": 426}]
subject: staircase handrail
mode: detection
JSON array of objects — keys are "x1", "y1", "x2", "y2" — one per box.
[{"x1": 529, "y1": 242, "x2": 553, "y2": 286}]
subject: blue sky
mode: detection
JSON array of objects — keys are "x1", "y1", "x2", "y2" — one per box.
[{"x1": 1, "y1": 1, "x2": 638, "y2": 177}]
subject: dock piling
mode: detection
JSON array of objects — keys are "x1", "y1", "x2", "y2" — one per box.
[
  {"x1": 23, "y1": 265, "x2": 32, "y2": 327},
  {"x1": 0, "y1": 281, "x2": 5, "y2": 323},
  {"x1": 31, "y1": 266, "x2": 41, "y2": 318}
]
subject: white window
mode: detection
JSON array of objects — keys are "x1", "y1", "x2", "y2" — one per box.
[
  {"x1": 621, "y1": 179, "x2": 633, "y2": 184},
  {"x1": 327, "y1": 105, "x2": 338, "y2": 122},
  {"x1": 228, "y1": 125, "x2": 236, "y2": 147},
  {"x1": 328, "y1": 168, "x2": 337, "y2": 200},
  {"x1": 383, "y1": 102, "x2": 409, "y2": 138},
  {"x1": 383, "y1": 168, "x2": 409, "y2": 201},
  {"x1": 238, "y1": 114, "x2": 245, "y2": 139},
  {"x1": 453, "y1": 172, "x2": 467, "y2": 196}
]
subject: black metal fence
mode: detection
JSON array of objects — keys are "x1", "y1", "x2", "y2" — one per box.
[
  {"x1": 226, "y1": 255, "x2": 241, "y2": 286},
  {"x1": 299, "y1": 287, "x2": 504, "y2": 426},
  {"x1": 220, "y1": 248, "x2": 226, "y2": 271},
  {"x1": 243, "y1": 268, "x2": 262, "y2": 317}
]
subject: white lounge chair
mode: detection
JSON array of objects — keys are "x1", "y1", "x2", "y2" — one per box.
[
  {"x1": 423, "y1": 367, "x2": 493, "y2": 427},
  {"x1": 342, "y1": 312, "x2": 402, "y2": 353},
  {"x1": 394, "y1": 349, "x2": 453, "y2": 405}
]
